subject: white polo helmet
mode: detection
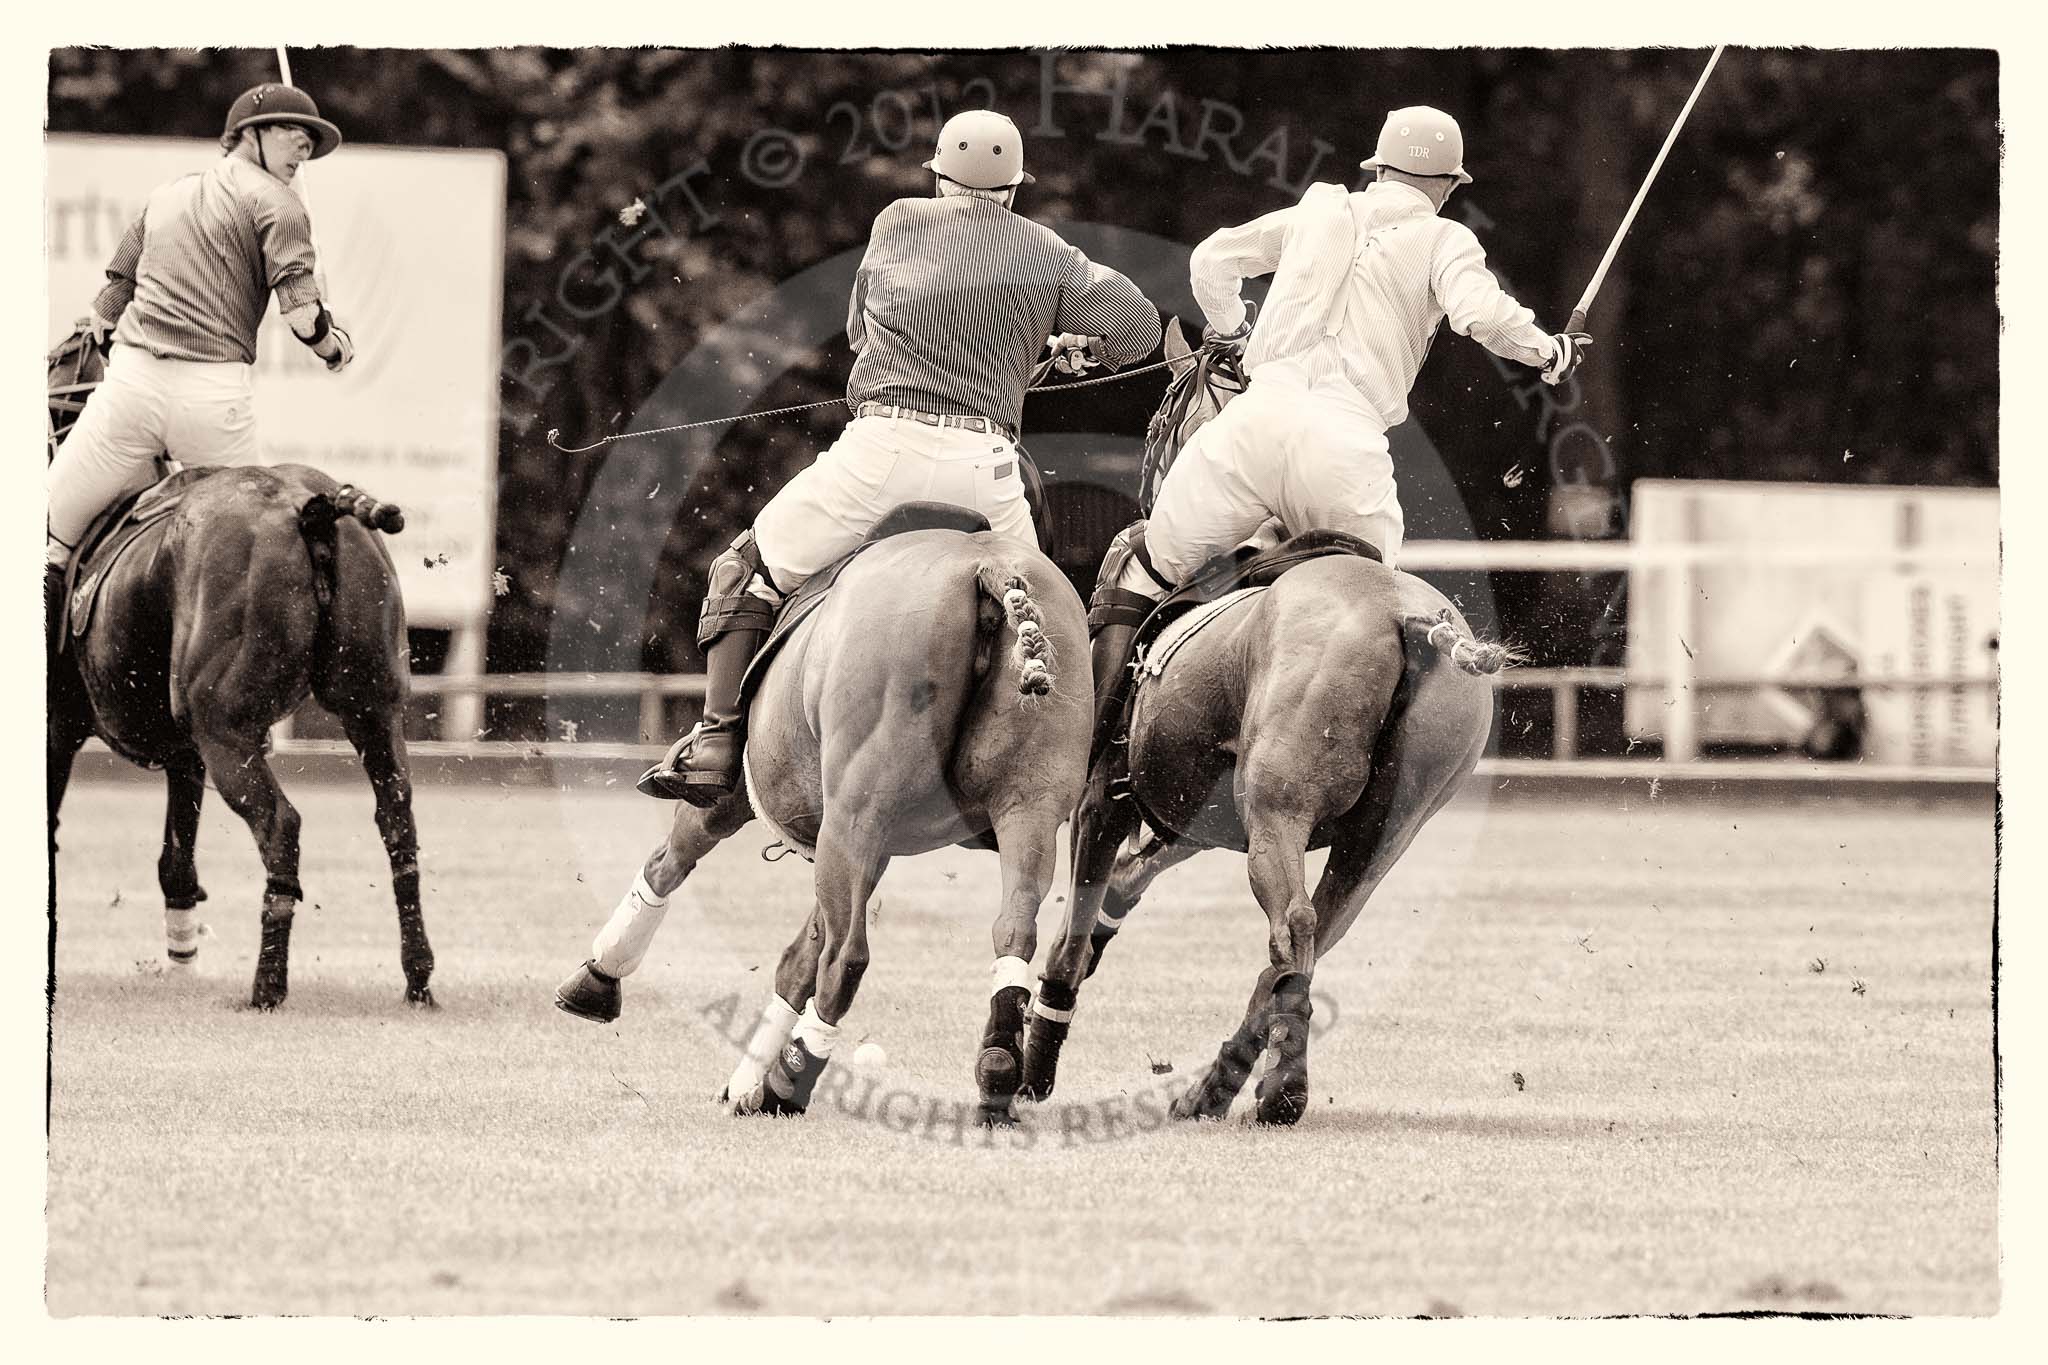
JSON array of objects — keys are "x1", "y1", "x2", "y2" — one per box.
[
  {"x1": 1360, "y1": 105, "x2": 1473, "y2": 185},
  {"x1": 924, "y1": 110, "x2": 1035, "y2": 190}
]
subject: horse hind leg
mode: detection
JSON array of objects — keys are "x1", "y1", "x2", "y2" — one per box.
[
  {"x1": 1248, "y1": 818, "x2": 1321, "y2": 1127},
  {"x1": 1022, "y1": 760, "x2": 1142, "y2": 1103},
  {"x1": 158, "y1": 753, "x2": 209, "y2": 969},
  {"x1": 721, "y1": 901, "x2": 822, "y2": 1112},
  {"x1": 336, "y1": 707, "x2": 434, "y2": 1006},
  {"x1": 974, "y1": 807, "x2": 1065, "y2": 1127},
  {"x1": 190, "y1": 733, "x2": 302, "y2": 1009},
  {"x1": 752, "y1": 823, "x2": 888, "y2": 1118}
]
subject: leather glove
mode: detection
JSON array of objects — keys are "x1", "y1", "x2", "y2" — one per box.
[
  {"x1": 1047, "y1": 333, "x2": 1101, "y2": 376},
  {"x1": 1540, "y1": 331, "x2": 1592, "y2": 387},
  {"x1": 320, "y1": 324, "x2": 355, "y2": 374},
  {"x1": 83, "y1": 316, "x2": 117, "y2": 358}
]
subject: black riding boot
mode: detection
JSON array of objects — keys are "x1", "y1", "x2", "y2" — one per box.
[
  {"x1": 640, "y1": 625, "x2": 769, "y2": 805},
  {"x1": 1088, "y1": 621, "x2": 1141, "y2": 762},
  {"x1": 45, "y1": 562, "x2": 66, "y2": 660}
]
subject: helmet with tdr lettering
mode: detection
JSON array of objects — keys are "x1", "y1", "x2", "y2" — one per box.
[
  {"x1": 924, "y1": 110, "x2": 1036, "y2": 190},
  {"x1": 1359, "y1": 106, "x2": 1472, "y2": 185}
]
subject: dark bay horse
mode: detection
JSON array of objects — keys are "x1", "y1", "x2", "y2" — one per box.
[
  {"x1": 48, "y1": 464, "x2": 435, "y2": 1010},
  {"x1": 557, "y1": 515, "x2": 1089, "y2": 1125},
  {"x1": 1020, "y1": 554, "x2": 1507, "y2": 1124}
]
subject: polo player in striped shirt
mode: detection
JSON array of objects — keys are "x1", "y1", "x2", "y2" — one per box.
[
  {"x1": 644, "y1": 109, "x2": 1162, "y2": 804},
  {"x1": 1089, "y1": 106, "x2": 1591, "y2": 732},
  {"x1": 46, "y1": 84, "x2": 356, "y2": 661}
]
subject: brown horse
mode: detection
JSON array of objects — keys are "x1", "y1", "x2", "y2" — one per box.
[
  {"x1": 48, "y1": 464, "x2": 434, "y2": 1010},
  {"x1": 556, "y1": 514, "x2": 1089, "y2": 1125},
  {"x1": 1020, "y1": 553, "x2": 1506, "y2": 1124}
]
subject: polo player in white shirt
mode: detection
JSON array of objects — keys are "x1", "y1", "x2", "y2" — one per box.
[{"x1": 1089, "y1": 105, "x2": 1590, "y2": 733}]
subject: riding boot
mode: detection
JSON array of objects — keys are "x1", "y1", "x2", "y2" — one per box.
[
  {"x1": 1088, "y1": 621, "x2": 1142, "y2": 762},
  {"x1": 639, "y1": 624, "x2": 768, "y2": 805},
  {"x1": 45, "y1": 563, "x2": 65, "y2": 659}
]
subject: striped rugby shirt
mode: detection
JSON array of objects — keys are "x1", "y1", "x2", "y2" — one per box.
[
  {"x1": 1193, "y1": 180, "x2": 1554, "y2": 429},
  {"x1": 846, "y1": 195, "x2": 1161, "y2": 433},
  {"x1": 96, "y1": 156, "x2": 323, "y2": 365}
]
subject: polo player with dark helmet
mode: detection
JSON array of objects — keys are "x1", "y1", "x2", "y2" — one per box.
[
  {"x1": 1087, "y1": 105, "x2": 1592, "y2": 741},
  {"x1": 636, "y1": 109, "x2": 1163, "y2": 805},
  {"x1": 558, "y1": 109, "x2": 1162, "y2": 1026},
  {"x1": 45, "y1": 84, "x2": 357, "y2": 661}
]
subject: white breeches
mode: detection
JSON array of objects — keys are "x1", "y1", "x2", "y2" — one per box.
[
  {"x1": 752, "y1": 413, "x2": 1038, "y2": 593},
  {"x1": 1117, "y1": 368, "x2": 1404, "y2": 599},
  {"x1": 47, "y1": 345, "x2": 259, "y2": 562}
]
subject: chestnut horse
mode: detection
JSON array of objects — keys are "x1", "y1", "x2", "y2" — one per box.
[
  {"x1": 557, "y1": 513, "x2": 1090, "y2": 1126},
  {"x1": 1020, "y1": 553, "x2": 1506, "y2": 1124},
  {"x1": 49, "y1": 464, "x2": 434, "y2": 1010}
]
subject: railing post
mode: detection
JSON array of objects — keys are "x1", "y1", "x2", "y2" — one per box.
[
  {"x1": 1551, "y1": 681, "x2": 1579, "y2": 760},
  {"x1": 639, "y1": 686, "x2": 665, "y2": 745},
  {"x1": 1663, "y1": 554, "x2": 1698, "y2": 762},
  {"x1": 441, "y1": 620, "x2": 486, "y2": 741}
]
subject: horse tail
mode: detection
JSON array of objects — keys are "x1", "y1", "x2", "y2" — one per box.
[
  {"x1": 326, "y1": 483, "x2": 406, "y2": 534},
  {"x1": 1402, "y1": 608, "x2": 1526, "y2": 676},
  {"x1": 973, "y1": 563, "x2": 1055, "y2": 698}
]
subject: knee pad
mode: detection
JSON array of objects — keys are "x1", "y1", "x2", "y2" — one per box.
[
  {"x1": 1089, "y1": 521, "x2": 1167, "y2": 634},
  {"x1": 698, "y1": 530, "x2": 781, "y2": 646}
]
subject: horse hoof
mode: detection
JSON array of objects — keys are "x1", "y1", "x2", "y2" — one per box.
[
  {"x1": 1253, "y1": 1073, "x2": 1309, "y2": 1127},
  {"x1": 553, "y1": 961, "x2": 621, "y2": 1023},
  {"x1": 1170, "y1": 1084, "x2": 1233, "y2": 1122},
  {"x1": 407, "y1": 987, "x2": 439, "y2": 1011},
  {"x1": 975, "y1": 1044, "x2": 1021, "y2": 1101},
  {"x1": 1253, "y1": 1093, "x2": 1308, "y2": 1127},
  {"x1": 249, "y1": 992, "x2": 285, "y2": 1012},
  {"x1": 977, "y1": 1100, "x2": 1019, "y2": 1129}
]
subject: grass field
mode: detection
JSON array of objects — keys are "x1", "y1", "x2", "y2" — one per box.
[{"x1": 47, "y1": 772, "x2": 1997, "y2": 1317}]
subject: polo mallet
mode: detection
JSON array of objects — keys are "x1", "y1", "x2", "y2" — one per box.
[
  {"x1": 274, "y1": 47, "x2": 330, "y2": 301},
  {"x1": 1566, "y1": 45, "x2": 1725, "y2": 333}
]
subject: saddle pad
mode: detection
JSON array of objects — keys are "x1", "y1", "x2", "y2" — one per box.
[
  {"x1": 65, "y1": 474, "x2": 195, "y2": 643},
  {"x1": 1140, "y1": 586, "x2": 1266, "y2": 681}
]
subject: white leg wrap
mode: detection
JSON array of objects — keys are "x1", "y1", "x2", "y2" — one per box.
[
  {"x1": 791, "y1": 999, "x2": 842, "y2": 1059},
  {"x1": 590, "y1": 871, "x2": 670, "y2": 978},
  {"x1": 724, "y1": 993, "x2": 799, "y2": 1106},
  {"x1": 1032, "y1": 998, "x2": 1075, "y2": 1023},
  {"x1": 164, "y1": 907, "x2": 200, "y2": 965},
  {"x1": 1096, "y1": 906, "x2": 1126, "y2": 931},
  {"x1": 990, "y1": 954, "x2": 1033, "y2": 997}
]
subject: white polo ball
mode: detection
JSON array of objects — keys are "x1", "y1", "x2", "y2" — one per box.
[{"x1": 853, "y1": 1041, "x2": 887, "y2": 1068}]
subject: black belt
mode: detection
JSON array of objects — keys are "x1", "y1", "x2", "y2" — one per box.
[{"x1": 854, "y1": 401, "x2": 1016, "y2": 443}]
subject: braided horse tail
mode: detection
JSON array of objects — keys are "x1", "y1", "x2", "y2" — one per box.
[
  {"x1": 974, "y1": 562, "x2": 1056, "y2": 698},
  {"x1": 1401, "y1": 607, "x2": 1527, "y2": 676}
]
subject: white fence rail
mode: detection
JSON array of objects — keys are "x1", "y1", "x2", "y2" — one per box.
[{"x1": 251, "y1": 539, "x2": 1995, "y2": 782}]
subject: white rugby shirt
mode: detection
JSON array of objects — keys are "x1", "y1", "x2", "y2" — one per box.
[{"x1": 1191, "y1": 180, "x2": 1556, "y2": 429}]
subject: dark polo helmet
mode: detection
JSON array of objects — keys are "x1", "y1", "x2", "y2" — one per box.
[{"x1": 222, "y1": 84, "x2": 343, "y2": 159}]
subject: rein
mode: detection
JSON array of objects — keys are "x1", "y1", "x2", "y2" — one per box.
[{"x1": 544, "y1": 351, "x2": 1188, "y2": 456}]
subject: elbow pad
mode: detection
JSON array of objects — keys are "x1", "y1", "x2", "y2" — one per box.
[{"x1": 297, "y1": 306, "x2": 334, "y2": 348}]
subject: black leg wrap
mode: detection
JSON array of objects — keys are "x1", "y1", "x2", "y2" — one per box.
[
  {"x1": 977, "y1": 984, "x2": 1030, "y2": 1125},
  {"x1": 264, "y1": 874, "x2": 304, "y2": 903},
  {"x1": 1020, "y1": 1012, "x2": 1069, "y2": 1103},
  {"x1": 1173, "y1": 1030, "x2": 1260, "y2": 1121},
  {"x1": 251, "y1": 897, "x2": 295, "y2": 1010},
  {"x1": 760, "y1": 1037, "x2": 829, "y2": 1116},
  {"x1": 1255, "y1": 972, "x2": 1315, "y2": 1127},
  {"x1": 1083, "y1": 925, "x2": 1119, "y2": 980},
  {"x1": 162, "y1": 889, "x2": 207, "y2": 911}
]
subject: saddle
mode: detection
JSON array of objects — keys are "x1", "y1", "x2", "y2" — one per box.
[
  {"x1": 61, "y1": 469, "x2": 203, "y2": 650},
  {"x1": 1093, "y1": 526, "x2": 1384, "y2": 761},
  {"x1": 735, "y1": 500, "x2": 992, "y2": 711}
]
